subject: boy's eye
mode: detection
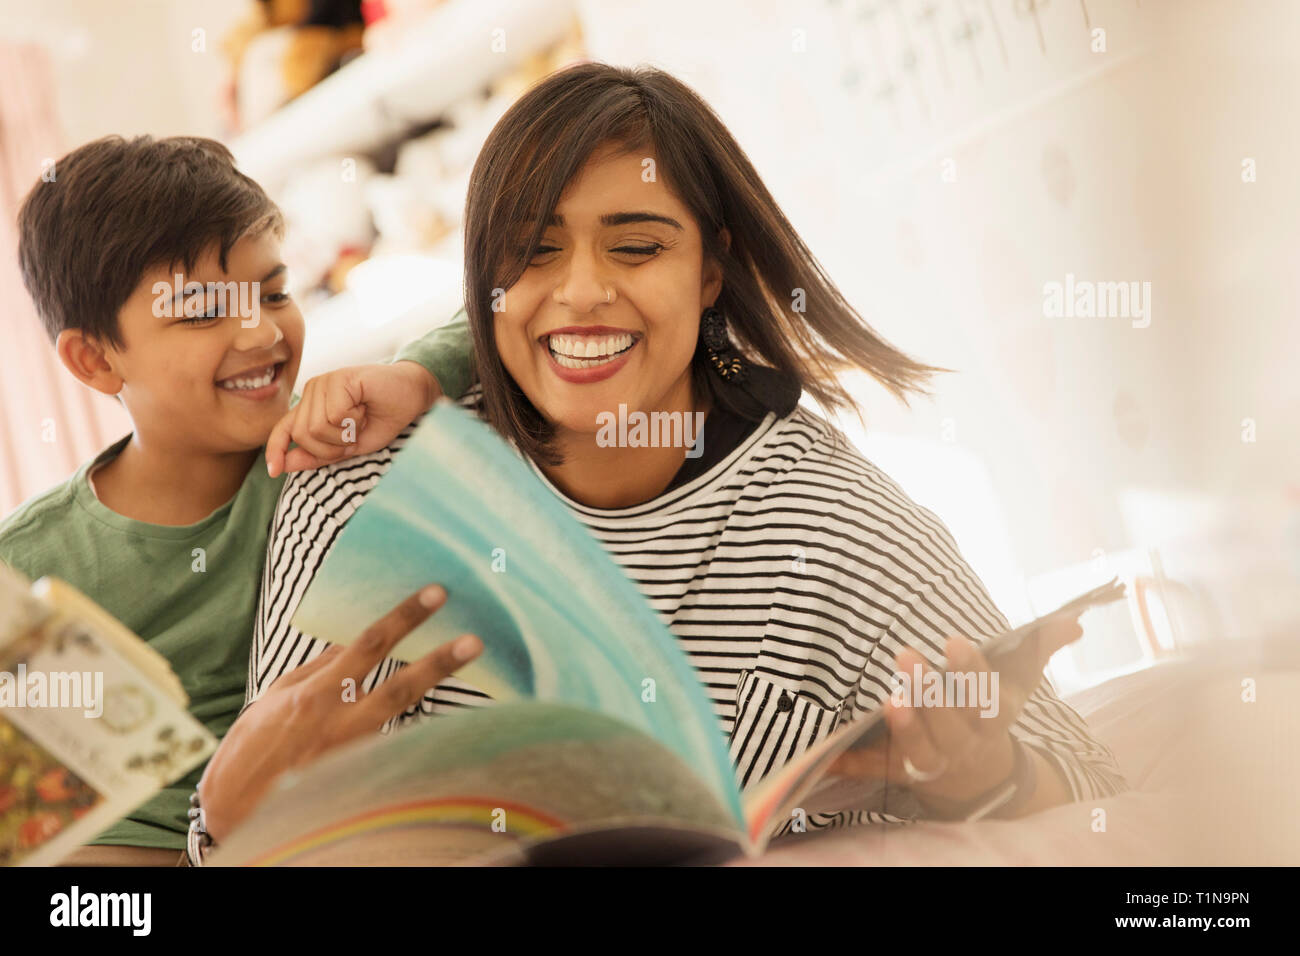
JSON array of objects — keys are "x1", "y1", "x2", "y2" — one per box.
[
  {"x1": 180, "y1": 311, "x2": 220, "y2": 325},
  {"x1": 262, "y1": 291, "x2": 291, "y2": 305}
]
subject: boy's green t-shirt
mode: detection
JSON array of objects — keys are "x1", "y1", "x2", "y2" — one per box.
[
  {"x1": 0, "y1": 436, "x2": 282, "y2": 848},
  {"x1": 395, "y1": 315, "x2": 473, "y2": 402},
  {"x1": 0, "y1": 315, "x2": 472, "y2": 850}
]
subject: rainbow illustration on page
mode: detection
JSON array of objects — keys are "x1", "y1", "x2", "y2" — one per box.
[{"x1": 243, "y1": 797, "x2": 567, "y2": 866}]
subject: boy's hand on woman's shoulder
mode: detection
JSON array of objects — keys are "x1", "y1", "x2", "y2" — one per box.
[{"x1": 265, "y1": 361, "x2": 442, "y2": 477}]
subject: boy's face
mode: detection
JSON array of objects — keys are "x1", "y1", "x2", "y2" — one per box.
[{"x1": 107, "y1": 229, "x2": 304, "y2": 455}]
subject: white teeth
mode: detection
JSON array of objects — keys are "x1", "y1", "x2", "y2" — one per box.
[
  {"x1": 218, "y1": 365, "x2": 277, "y2": 391},
  {"x1": 546, "y1": 332, "x2": 634, "y2": 367}
]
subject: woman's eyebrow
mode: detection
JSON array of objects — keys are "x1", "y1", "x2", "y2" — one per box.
[
  {"x1": 541, "y1": 212, "x2": 683, "y2": 229},
  {"x1": 601, "y1": 211, "x2": 683, "y2": 229}
]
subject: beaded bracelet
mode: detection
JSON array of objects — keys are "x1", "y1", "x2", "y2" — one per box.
[{"x1": 186, "y1": 789, "x2": 213, "y2": 867}]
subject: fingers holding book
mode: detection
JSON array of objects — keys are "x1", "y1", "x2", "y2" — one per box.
[
  {"x1": 198, "y1": 584, "x2": 481, "y2": 843},
  {"x1": 317, "y1": 583, "x2": 483, "y2": 737},
  {"x1": 346, "y1": 635, "x2": 483, "y2": 737},
  {"x1": 826, "y1": 639, "x2": 1020, "y2": 809},
  {"x1": 821, "y1": 629, "x2": 1080, "y2": 819},
  {"x1": 333, "y1": 583, "x2": 447, "y2": 687}
]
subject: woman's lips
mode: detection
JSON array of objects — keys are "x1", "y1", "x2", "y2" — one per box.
[{"x1": 540, "y1": 335, "x2": 638, "y2": 385}]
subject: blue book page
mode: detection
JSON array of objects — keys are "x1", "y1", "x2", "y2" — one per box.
[{"x1": 292, "y1": 401, "x2": 743, "y2": 827}]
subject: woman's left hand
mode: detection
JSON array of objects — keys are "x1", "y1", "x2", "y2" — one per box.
[{"x1": 827, "y1": 618, "x2": 1082, "y2": 815}]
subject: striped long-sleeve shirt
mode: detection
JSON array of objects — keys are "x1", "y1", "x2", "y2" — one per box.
[{"x1": 246, "y1": 396, "x2": 1127, "y2": 834}]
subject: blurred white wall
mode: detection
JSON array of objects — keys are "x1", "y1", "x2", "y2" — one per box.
[
  {"x1": 0, "y1": 0, "x2": 244, "y2": 143},
  {"x1": 4, "y1": 0, "x2": 1296, "y2": 633},
  {"x1": 578, "y1": 0, "x2": 1300, "y2": 624}
]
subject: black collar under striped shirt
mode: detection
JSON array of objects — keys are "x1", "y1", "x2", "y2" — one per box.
[{"x1": 246, "y1": 371, "x2": 1126, "y2": 836}]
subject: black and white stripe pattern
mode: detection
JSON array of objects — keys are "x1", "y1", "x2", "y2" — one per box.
[{"x1": 247, "y1": 395, "x2": 1127, "y2": 835}]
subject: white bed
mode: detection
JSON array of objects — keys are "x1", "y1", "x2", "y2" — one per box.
[{"x1": 728, "y1": 640, "x2": 1300, "y2": 866}]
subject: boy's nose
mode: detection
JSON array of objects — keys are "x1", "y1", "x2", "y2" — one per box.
[{"x1": 233, "y1": 312, "x2": 285, "y2": 351}]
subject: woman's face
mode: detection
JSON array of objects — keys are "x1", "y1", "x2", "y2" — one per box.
[{"x1": 494, "y1": 145, "x2": 723, "y2": 440}]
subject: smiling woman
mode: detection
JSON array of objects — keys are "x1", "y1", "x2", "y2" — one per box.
[
  {"x1": 451, "y1": 65, "x2": 1127, "y2": 819},
  {"x1": 226, "y1": 63, "x2": 1129, "y2": 854},
  {"x1": 464, "y1": 69, "x2": 948, "y2": 475}
]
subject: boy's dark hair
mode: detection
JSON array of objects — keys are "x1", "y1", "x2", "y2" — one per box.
[{"x1": 16, "y1": 135, "x2": 283, "y2": 348}]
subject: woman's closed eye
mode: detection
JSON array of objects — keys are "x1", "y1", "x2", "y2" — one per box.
[
  {"x1": 610, "y1": 242, "x2": 664, "y2": 258},
  {"x1": 526, "y1": 241, "x2": 667, "y2": 266}
]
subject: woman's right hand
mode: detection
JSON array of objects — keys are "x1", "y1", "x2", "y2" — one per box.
[{"x1": 197, "y1": 584, "x2": 481, "y2": 842}]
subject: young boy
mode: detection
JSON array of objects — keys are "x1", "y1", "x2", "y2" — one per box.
[{"x1": 0, "y1": 135, "x2": 470, "y2": 864}]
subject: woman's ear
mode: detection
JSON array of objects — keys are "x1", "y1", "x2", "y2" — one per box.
[
  {"x1": 56, "y1": 330, "x2": 124, "y2": 396},
  {"x1": 702, "y1": 226, "x2": 732, "y2": 307}
]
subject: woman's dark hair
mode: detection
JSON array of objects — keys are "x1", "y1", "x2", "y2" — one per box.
[{"x1": 463, "y1": 62, "x2": 948, "y2": 464}]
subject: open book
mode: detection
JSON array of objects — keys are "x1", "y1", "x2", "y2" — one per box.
[
  {"x1": 0, "y1": 564, "x2": 217, "y2": 866},
  {"x1": 210, "y1": 402, "x2": 1126, "y2": 866}
]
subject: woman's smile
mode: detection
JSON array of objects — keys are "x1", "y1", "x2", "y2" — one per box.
[{"x1": 539, "y1": 326, "x2": 642, "y2": 384}]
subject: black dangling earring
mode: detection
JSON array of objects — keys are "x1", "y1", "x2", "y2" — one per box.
[{"x1": 701, "y1": 307, "x2": 747, "y2": 385}]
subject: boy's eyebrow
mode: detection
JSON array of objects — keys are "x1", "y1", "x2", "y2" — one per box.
[
  {"x1": 540, "y1": 212, "x2": 684, "y2": 230},
  {"x1": 166, "y1": 264, "x2": 288, "y2": 307}
]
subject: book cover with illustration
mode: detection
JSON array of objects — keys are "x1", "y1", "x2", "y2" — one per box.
[
  {"x1": 0, "y1": 564, "x2": 218, "y2": 866},
  {"x1": 211, "y1": 401, "x2": 1125, "y2": 866}
]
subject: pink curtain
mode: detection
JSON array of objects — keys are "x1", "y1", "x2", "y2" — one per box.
[{"x1": 0, "y1": 43, "x2": 129, "y2": 516}]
